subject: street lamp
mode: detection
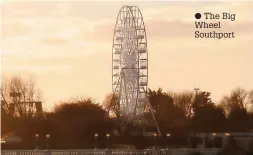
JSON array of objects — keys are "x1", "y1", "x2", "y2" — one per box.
[
  {"x1": 224, "y1": 132, "x2": 231, "y2": 148},
  {"x1": 106, "y1": 134, "x2": 110, "y2": 149},
  {"x1": 35, "y1": 134, "x2": 39, "y2": 150},
  {"x1": 212, "y1": 133, "x2": 216, "y2": 148},
  {"x1": 153, "y1": 132, "x2": 158, "y2": 149},
  {"x1": 94, "y1": 133, "x2": 99, "y2": 149},
  {"x1": 166, "y1": 133, "x2": 171, "y2": 149},
  {"x1": 46, "y1": 134, "x2": 50, "y2": 150}
]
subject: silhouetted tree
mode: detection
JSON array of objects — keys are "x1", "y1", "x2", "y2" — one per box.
[
  {"x1": 2, "y1": 76, "x2": 253, "y2": 150},
  {"x1": 219, "y1": 87, "x2": 249, "y2": 115},
  {"x1": 191, "y1": 103, "x2": 227, "y2": 132},
  {"x1": 49, "y1": 98, "x2": 113, "y2": 149},
  {"x1": 227, "y1": 108, "x2": 250, "y2": 132},
  {"x1": 190, "y1": 91, "x2": 228, "y2": 132},
  {"x1": 248, "y1": 90, "x2": 253, "y2": 112},
  {"x1": 103, "y1": 93, "x2": 120, "y2": 119},
  {"x1": 173, "y1": 91, "x2": 194, "y2": 117},
  {"x1": 148, "y1": 88, "x2": 188, "y2": 139},
  {"x1": 148, "y1": 88, "x2": 165, "y2": 112},
  {"x1": 1, "y1": 76, "x2": 43, "y2": 144},
  {"x1": 192, "y1": 91, "x2": 213, "y2": 112},
  {"x1": 1, "y1": 76, "x2": 42, "y2": 118}
]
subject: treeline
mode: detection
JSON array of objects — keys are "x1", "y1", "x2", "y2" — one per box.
[
  {"x1": 149, "y1": 88, "x2": 253, "y2": 133},
  {"x1": 105, "y1": 87, "x2": 253, "y2": 133},
  {"x1": 1, "y1": 76, "x2": 253, "y2": 149}
]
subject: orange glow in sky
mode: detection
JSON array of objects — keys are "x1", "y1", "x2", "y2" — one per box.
[{"x1": 1, "y1": 1, "x2": 253, "y2": 109}]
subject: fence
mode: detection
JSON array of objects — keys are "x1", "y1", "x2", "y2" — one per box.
[{"x1": 2, "y1": 149, "x2": 221, "y2": 155}]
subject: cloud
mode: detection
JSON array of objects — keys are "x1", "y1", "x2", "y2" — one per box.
[
  {"x1": 83, "y1": 21, "x2": 114, "y2": 42},
  {"x1": 41, "y1": 37, "x2": 68, "y2": 45},
  {"x1": 2, "y1": 1, "x2": 253, "y2": 44},
  {"x1": 73, "y1": 2, "x2": 253, "y2": 41},
  {"x1": 2, "y1": 1, "x2": 253, "y2": 73},
  {"x1": 2, "y1": 21, "x2": 32, "y2": 39},
  {"x1": 2, "y1": 65, "x2": 72, "y2": 72},
  {"x1": 142, "y1": 1, "x2": 253, "y2": 22},
  {"x1": 146, "y1": 20, "x2": 193, "y2": 39},
  {"x1": 1, "y1": 1, "x2": 253, "y2": 108}
]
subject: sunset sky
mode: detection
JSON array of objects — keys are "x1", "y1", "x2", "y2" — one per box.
[{"x1": 1, "y1": 1, "x2": 253, "y2": 110}]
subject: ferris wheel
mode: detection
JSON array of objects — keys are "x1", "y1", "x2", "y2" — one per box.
[{"x1": 112, "y1": 6, "x2": 153, "y2": 126}]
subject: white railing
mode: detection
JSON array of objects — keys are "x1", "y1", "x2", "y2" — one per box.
[{"x1": 1, "y1": 149, "x2": 221, "y2": 155}]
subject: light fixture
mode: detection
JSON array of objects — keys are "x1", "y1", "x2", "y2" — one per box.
[{"x1": 46, "y1": 134, "x2": 50, "y2": 139}]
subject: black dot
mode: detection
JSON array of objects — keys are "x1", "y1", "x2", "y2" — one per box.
[{"x1": 195, "y1": 13, "x2": 201, "y2": 19}]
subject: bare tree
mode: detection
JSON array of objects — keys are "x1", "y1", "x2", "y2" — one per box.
[
  {"x1": 231, "y1": 87, "x2": 248, "y2": 108},
  {"x1": 248, "y1": 90, "x2": 253, "y2": 112},
  {"x1": 219, "y1": 87, "x2": 249, "y2": 114},
  {"x1": 219, "y1": 96, "x2": 231, "y2": 116},
  {"x1": 102, "y1": 93, "x2": 120, "y2": 119},
  {"x1": 1, "y1": 76, "x2": 42, "y2": 117},
  {"x1": 172, "y1": 91, "x2": 194, "y2": 117}
]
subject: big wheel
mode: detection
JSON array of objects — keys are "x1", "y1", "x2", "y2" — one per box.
[{"x1": 112, "y1": 5, "x2": 148, "y2": 123}]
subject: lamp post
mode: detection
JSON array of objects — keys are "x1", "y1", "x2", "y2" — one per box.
[
  {"x1": 94, "y1": 133, "x2": 98, "y2": 149},
  {"x1": 166, "y1": 133, "x2": 171, "y2": 149},
  {"x1": 106, "y1": 134, "x2": 110, "y2": 149},
  {"x1": 46, "y1": 134, "x2": 50, "y2": 150},
  {"x1": 212, "y1": 133, "x2": 216, "y2": 148},
  {"x1": 35, "y1": 134, "x2": 39, "y2": 150},
  {"x1": 224, "y1": 132, "x2": 230, "y2": 148},
  {"x1": 153, "y1": 133, "x2": 158, "y2": 150}
]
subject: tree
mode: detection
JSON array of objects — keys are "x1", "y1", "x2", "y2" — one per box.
[
  {"x1": 1, "y1": 101, "x2": 14, "y2": 134},
  {"x1": 102, "y1": 93, "x2": 120, "y2": 119},
  {"x1": 148, "y1": 88, "x2": 187, "y2": 132},
  {"x1": 53, "y1": 98, "x2": 107, "y2": 122},
  {"x1": 50, "y1": 98, "x2": 113, "y2": 149},
  {"x1": 191, "y1": 103, "x2": 227, "y2": 132},
  {"x1": 248, "y1": 90, "x2": 253, "y2": 112},
  {"x1": 173, "y1": 91, "x2": 194, "y2": 117},
  {"x1": 192, "y1": 91, "x2": 213, "y2": 112},
  {"x1": 1, "y1": 76, "x2": 42, "y2": 138},
  {"x1": 219, "y1": 87, "x2": 248, "y2": 115},
  {"x1": 1, "y1": 76, "x2": 42, "y2": 118},
  {"x1": 148, "y1": 88, "x2": 165, "y2": 111},
  {"x1": 227, "y1": 108, "x2": 250, "y2": 132},
  {"x1": 190, "y1": 91, "x2": 227, "y2": 132}
]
